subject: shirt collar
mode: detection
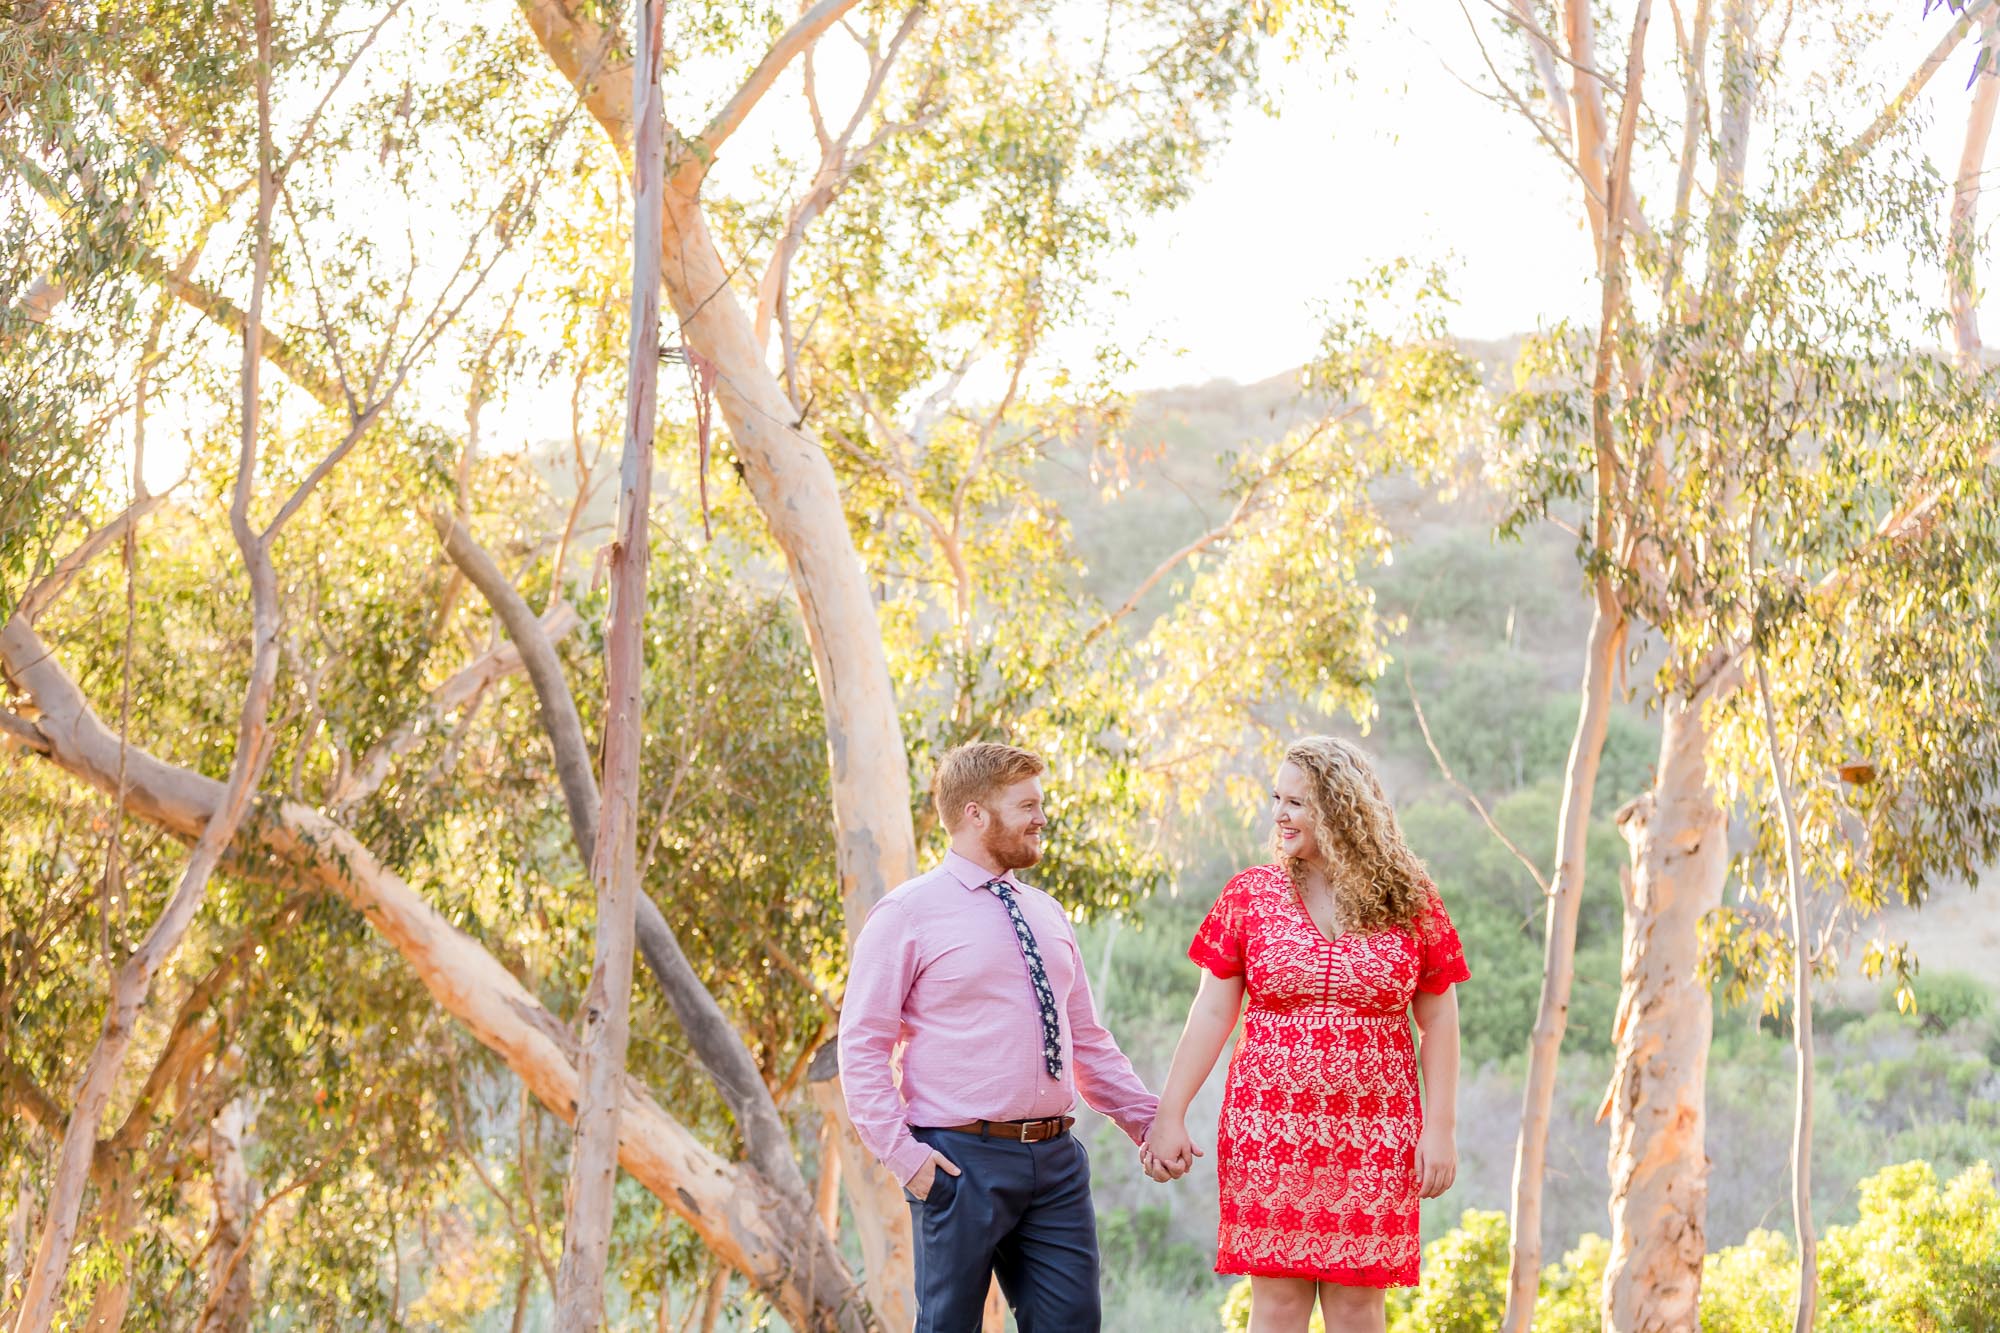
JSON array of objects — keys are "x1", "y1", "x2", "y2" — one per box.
[{"x1": 942, "y1": 849, "x2": 1015, "y2": 892}]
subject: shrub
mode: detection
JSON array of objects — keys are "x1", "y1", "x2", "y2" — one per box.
[
  {"x1": 1388, "y1": 1210, "x2": 1509, "y2": 1333},
  {"x1": 1218, "y1": 1161, "x2": 1999, "y2": 1331},
  {"x1": 1700, "y1": 1229, "x2": 1795, "y2": 1332},
  {"x1": 1535, "y1": 1233, "x2": 1611, "y2": 1333},
  {"x1": 1819, "y1": 1159, "x2": 2000, "y2": 1331},
  {"x1": 1885, "y1": 971, "x2": 1993, "y2": 1034}
]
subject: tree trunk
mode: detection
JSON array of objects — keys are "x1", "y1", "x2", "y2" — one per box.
[
  {"x1": 515, "y1": 8, "x2": 922, "y2": 1306},
  {"x1": 551, "y1": 4, "x2": 664, "y2": 1325},
  {"x1": 0, "y1": 619, "x2": 876, "y2": 1333},
  {"x1": 652, "y1": 182, "x2": 916, "y2": 924},
  {"x1": 653, "y1": 180, "x2": 918, "y2": 1320},
  {"x1": 1753, "y1": 657, "x2": 1816, "y2": 1331},
  {"x1": 1501, "y1": 586, "x2": 1626, "y2": 1331},
  {"x1": 1600, "y1": 694, "x2": 1729, "y2": 1332},
  {"x1": 201, "y1": 1100, "x2": 257, "y2": 1333},
  {"x1": 1951, "y1": 10, "x2": 2000, "y2": 369}
]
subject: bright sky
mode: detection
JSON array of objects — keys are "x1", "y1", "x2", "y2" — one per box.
[
  {"x1": 1096, "y1": 18, "x2": 1592, "y2": 387},
  {"x1": 1082, "y1": 7, "x2": 1991, "y2": 388}
]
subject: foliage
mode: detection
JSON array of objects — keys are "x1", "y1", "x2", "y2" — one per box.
[
  {"x1": 1887, "y1": 968, "x2": 1992, "y2": 1032},
  {"x1": 1218, "y1": 1162, "x2": 1994, "y2": 1333},
  {"x1": 1487, "y1": 0, "x2": 2000, "y2": 1012},
  {"x1": 1820, "y1": 1160, "x2": 2000, "y2": 1330},
  {"x1": 1700, "y1": 1229, "x2": 1800, "y2": 1333},
  {"x1": 1398, "y1": 784, "x2": 1625, "y2": 1067},
  {"x1": 1386, "y1": 1208, "x2": 1509, "y2": 1333}
]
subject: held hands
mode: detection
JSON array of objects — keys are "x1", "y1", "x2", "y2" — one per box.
[
  {"x1": 908, "y1": 1151, "x2": 961, "y2": 1201},
  {"x1": 1414, "y1": 1122, "x2": 1457, "y2": 1199},
  {"x1": 1139, "y1": 1117, "x2": 1203, "y2": 1183}
]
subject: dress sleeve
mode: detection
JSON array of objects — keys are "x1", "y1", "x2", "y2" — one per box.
[
  {"x1": 1415, "y1": 882, "x2": 1470, "y2": 994},
  {"x1": 1188, "y1": 873, "x2": 1250, "y2": 979}
]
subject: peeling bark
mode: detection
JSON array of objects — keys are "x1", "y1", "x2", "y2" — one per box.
[
  {"x1": 201, "y1": 1100, "x2": 256, "y2": 1333},
  {"x1": 1600, "y1": 696, "x2": 1728, "y2": 1332}
]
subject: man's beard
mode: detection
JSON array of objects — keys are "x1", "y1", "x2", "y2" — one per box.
[{"x1": 980, "y1": 821, "x2": 1042, "y2": 871}]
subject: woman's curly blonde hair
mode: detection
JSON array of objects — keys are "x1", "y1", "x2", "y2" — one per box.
[{"x1": 1277, "y1": 736, "x2": 1430, "y2": 934}]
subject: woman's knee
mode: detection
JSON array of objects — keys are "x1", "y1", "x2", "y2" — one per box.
[
  {"x1": 1248, "y1": 1276, "x2": 1319, "y2": 1324},
  {"x1": 1315, "y1": 1282, "x2": 1386, "y2": 1330}
]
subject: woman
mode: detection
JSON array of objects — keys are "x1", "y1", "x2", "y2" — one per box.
[{"x1": 1143, "y1": 736, "x2": 1468, "y2": 1333}]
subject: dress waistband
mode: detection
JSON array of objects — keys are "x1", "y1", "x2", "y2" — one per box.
[{"x1": 1244, "y1": 1007, "x2": 1408, "y2": 1029}]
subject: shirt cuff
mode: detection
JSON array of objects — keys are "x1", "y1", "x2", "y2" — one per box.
[
  {"x1": 888, "y1": 1135, "x2": 935, "y2": 1186},
  {"x1": 1114, "y1": 1096, "x2": 1160, "y2": 1147}
]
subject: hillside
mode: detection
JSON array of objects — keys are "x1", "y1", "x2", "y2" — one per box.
[{"x1": 1047, "y1": 368, "x2": 2000, "y2": 1331}]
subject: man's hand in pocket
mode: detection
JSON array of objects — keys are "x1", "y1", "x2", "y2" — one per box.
[{"x1": 909, "y1": 1151, "x2": 962, "y2": 1201}]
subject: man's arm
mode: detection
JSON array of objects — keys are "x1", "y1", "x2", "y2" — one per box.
[
  {"x1": 836, "y1": 899, "x2": 935, "y2": 1184},
  {"x1": 1061, "y1": 934, "x2": 1159, "y2": 1144}
]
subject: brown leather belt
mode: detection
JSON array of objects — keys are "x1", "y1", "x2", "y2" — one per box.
[{"x1": 931, "y1": 1116, "x2": 1075, "y2": 1143}]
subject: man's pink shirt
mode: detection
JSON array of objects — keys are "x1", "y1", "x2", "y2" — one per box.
[{"x1": 838, "y1": 850, "x2": 1159, "y2": 1184}]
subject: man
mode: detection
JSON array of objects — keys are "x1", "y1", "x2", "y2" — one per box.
[{"x1": 839, "y1": 742, "x2": 1159, "y2": 1332}]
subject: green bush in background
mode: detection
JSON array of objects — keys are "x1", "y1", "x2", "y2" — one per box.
[
  {"x1": 1820, "y1": 1160, "x2": 2000, "y2": 1332},
  {"x1": 1216, "y1": 1160, "x2": 1998, "y2": 1332}
]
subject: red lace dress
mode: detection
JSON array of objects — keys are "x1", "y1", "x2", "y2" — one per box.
[{"x1": 1188, "y1": 863, "x2": 1469, "y2": 1287}]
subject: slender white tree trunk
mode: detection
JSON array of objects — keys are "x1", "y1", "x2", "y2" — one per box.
[
  {"x1": 551, "y1": 2, "x2": 665, "y2": 1326},
  {"x1": 1753, "y1": 657, "x2": 1816, "y2": 1331},
  {"x1": 1501, "y1": 587, "x2": 1626, "y2": 1330},
  {"x1": 1600, "y1": 695, "x2": 1728, "y2": 1332}
]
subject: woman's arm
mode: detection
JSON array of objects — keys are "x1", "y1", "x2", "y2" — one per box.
[
  {"x1": 1411, "y1": 984, "x2": 1461, "y2": 1199},
  {"x1": 1143, "y1": 969, "x2": 1246, "y2": 1178}
]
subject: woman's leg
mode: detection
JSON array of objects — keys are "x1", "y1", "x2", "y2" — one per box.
[
  {"x1": 1315, "y1": 1283, "x2": 1387, "y2": 1333},
  {"x1": 1247, "y1": 1276, "x2": 1320, "y2": 1333}
]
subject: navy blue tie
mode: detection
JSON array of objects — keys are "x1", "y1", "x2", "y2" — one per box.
[{"x1": 985, "y1": 878, "x2": 1063, "y2": 1079}]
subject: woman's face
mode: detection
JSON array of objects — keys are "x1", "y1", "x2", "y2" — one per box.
[{"x1": 1271, "y1": 761, "x2": 1320, "y2": 864}]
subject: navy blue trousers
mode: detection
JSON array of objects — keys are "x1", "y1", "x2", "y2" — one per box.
[{"x1": 905, "y1": 1126, "x2": 1101, "y2": 1333}]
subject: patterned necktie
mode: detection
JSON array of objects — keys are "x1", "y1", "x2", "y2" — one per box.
[{"x1": 985, "y1": 878, "x2": 1064, "y2": 1079}]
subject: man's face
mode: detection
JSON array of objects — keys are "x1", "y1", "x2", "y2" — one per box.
[{"x1": 973, "y1": 776, "x2": 1047, "y2": 871}]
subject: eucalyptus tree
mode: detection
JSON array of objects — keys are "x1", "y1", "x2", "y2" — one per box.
[
  {"x1": 0, "y1": 0, "x2": 1472, "y2": 1320},
  {"x1": 5, "y1": 0, "x2": 1378, "y2": 1324},
  {"x1": 1467, "y1": 1, "x2": 2000, "y2": 1327},
  {"x1": 513, "y1": 0, "x2": 1277, "y2": 1313}
]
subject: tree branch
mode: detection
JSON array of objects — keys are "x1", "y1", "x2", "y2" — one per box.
[
  {"x1": 681, "y1": 0, "x2": 871, "y2": 173},
  {"x1": 429, "y1": 510, "x2": 816, "y2": 1202},
  {"x1": 15, "y1": 493, "x2": 171, "y2": 627},
  {"x1": 0, "y1": 614, "x2": 872, "y2": 1332},
  {"x1": 329, "y1": 603, "x2": 581, "y2": 812},
  {"x1": 1768, "y1": 0, "x2": 1991, "y2": 264}
]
